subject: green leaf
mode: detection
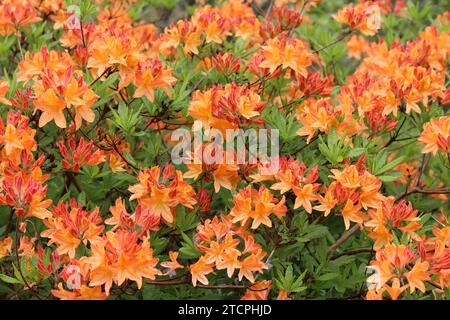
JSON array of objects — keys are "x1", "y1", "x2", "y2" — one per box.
[
  {"x1": 316, "y1": 273, "x2": 339, "y2": 281},
  {"x1": 179, "y1": 232, "x2": 202, "y2": 259},
  {"x1": 0, "y1": 274, "x2": 22, "y2": 285}
]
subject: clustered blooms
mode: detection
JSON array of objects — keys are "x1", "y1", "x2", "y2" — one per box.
[
  {"x1": 418, "y1": 116, "x2": 450, "y2": 155},
  {"x1": 188, "y1": 83, "x2": 265, "y2": 132},
  {"x1": 129, "y1": 165, "x2": 197, "y2": 224},
  {"x1": 0, "y1": 0, "x2": 448, "y2": 301},
  {"x1": 18, "y1": 47, "x2": 98, "y2": 129},
  {"x1": 58, "y1": 138, "x2": 105, "y2": 172},
  {"x1": 333, "y1": 1, "x2": 383, "y2": 36},
  {"x1": 0, "y1": 0, "x2": 42, "y2": 37},
  {"x1": 229, "y1": 185, "x2": 287, "y2": 229},
  {"x1": 191, "y1": 215, "x2": 268, "y2": 286}
]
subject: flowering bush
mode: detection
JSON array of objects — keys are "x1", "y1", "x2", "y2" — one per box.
[{"x1": 0, "y1": 0, "x2": 449, "y2": 300}]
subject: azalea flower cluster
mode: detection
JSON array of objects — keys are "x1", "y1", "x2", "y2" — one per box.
[{"x1": 0, "y1": 0, "x2": 448, "y2": 301}]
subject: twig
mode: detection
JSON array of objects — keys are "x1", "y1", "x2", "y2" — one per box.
[
  {"x1": 66, "y1": 171, "x2": 82, "y2": 193},
  {"x1": 14, "y1": 218, "x2": 44, "y2": 299},
  {"x1": 393, "y1": 154, "x2": 450, "y2": 201},
  {"x1": 265, "y1": 0, "x2": 274, "y2": 19},
  {"x1": 331, "y1": 247, "x2": 373, "y2": 260},
  {"x1": 313, "y1": 31, "x2": 352, "y2": 54},
  {"x1": 105, "y1": 134, "x2": 140, "y2": 171},
  {"x1": 414, "y1": 154, "x2": 430, "y2": 188},
  {"x1": 395, "y1": 186, "x2": 450, "y2": 201},
  {"x1": 383, "y1": 116, "x2": 407, "y2": 148},
  {"x1": 327, "y1": 224, "x2": 361, "y2": 255}
]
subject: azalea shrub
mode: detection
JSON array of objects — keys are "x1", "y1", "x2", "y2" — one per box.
[{"x1": 0, "y1": 0, "x2": 449, "y2": 301}]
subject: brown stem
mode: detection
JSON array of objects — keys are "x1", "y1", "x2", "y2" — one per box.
[
  {"x1": 80, "y1": 19, "x2": 87, "y2": 48},
  {"x1": 327, "y1": 224, "x2": 361, "y2": 255},
  {"x1": 383, "y1": 116, "x2": 407, "y2": 148},
  {"x1": 14, "y1": 218, "x2": 44, "y2": 299},
  {"x1": 395, "y1": 186, "x2": 450, "y2": 201},
  {"x1": 313, "y1": 31, "x2": 352, "y2": 54},
  {"x1": 105, "y1": 134, "x2": 140, "y2": 171},
  {"x1": 66, "y1": 109, "x2": 112, "y2": 151},
  {"x1": 414, "y1": 154, "x2": 430, "y2": 188},
  {"x1": 66, "y1": 171, "x2": 82, "y2": 193},
  {"x1": 330, "y1": 247, "x2": 373, "y2": 260}
]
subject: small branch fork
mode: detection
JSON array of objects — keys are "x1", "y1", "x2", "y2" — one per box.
[
  {"x1": 396, "y1": 154, "x2": 450, "y2": 201},
  {"x1": 327, "y1": 224, "x2": 361, "y2": 256}
]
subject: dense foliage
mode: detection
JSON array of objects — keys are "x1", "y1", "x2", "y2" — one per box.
[{"x1": 0, "y1": 0, "x2": 449, "y2": 300}]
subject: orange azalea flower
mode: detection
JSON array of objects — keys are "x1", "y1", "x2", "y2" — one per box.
[
  {"x1": 288, "y1": 70, "x2": 334, "y2": 102},
  {"x1": 188, "y1": 90, "x2": 213, "y2": 129},
  {"x1": 133, "y1": 58, "x2": 176, "y2": 102},
  {"x1": 0, "y1": 80, "x2": 11, "y2": 105},
  {"x1": 160, "y1": 20, "x2": 203, "y2": 55},
  {"x1": 229, "y1": 185, "x2": 287, "y2": 229},
  {"x1": 367, "y1": 221, "x2": 393, "y2": 251},
  {"x1": 276, "y1": 290, "x2": 291, "y2": 300},
  {"x1": 161, "y1": 251, "x2": 184, "y2": 275},
  {"x1": 1, "y1": 124, "x2": 23, "y2": 156},
  {"x1": 104, "y1": 198, "x2": 161, "y2": 236},
  {"x1": 58, "y1": 138, "x2": 106, "y2": 173},
  {"x1": 17, "y1": 47, "x2": 75, "y2": 82},
  {"x1": 104, "y1": 198, "x2": 129, "y2": 230},
  {"x1": 129, "y1": 165, "x2": 196, "y2": 224},
  {"x1": 367, "y1": 244, "x2": 427, "y2": 299},
  {"x1": 241, "y1": 280, "x2": 272, "y2": 300},
  {"x1": 33, "y1": 88, "x2": 67, "y2": 128},
  {"x1": 192, "y1": 8, "x2": 230, "y2": 44},
  {"x1": 18, "y1": 235, "x2": 36, "y2": 257},
  {"x1": 85, "y1": 229, "x2": 161, "y2": 294},
  {"x1": 0, "y1": 0, "x2": 41, "y2": 37},
  {"x1": 269, "y1": 159, "x2": 320, "y2": 214},
  {"x1": 41, "y1": 199, "x2": 104, "y2": 258},
  {"x1": 333, "y1": 2, "x2": 382, "y2": 36},
  {"x1": 330, "y1": 165, "x2": 361, "y2": 190},
  {"x1": 341, "y1": 199, "x2": 364, "y2": 230},
  {"x1": 293, "y1": 184, "x2": 318, "y2": 214},
  {"x1": 365, "y1": 284, "x2": 384, "y2": 300},
  {"x1": 366, "y1": 261, "x2": 394, "y2": 290},
  {"x1": 0, "y1": 0, "x2": 447, "y2": 303},
  {"x1": 296, "y1": 98, "x2": 337, "y2": 144},
  {"x1": 0, "y1": 152, "x2": 51, "y2": 219},
  {"x1": 215, "y1": 247, "x2": 241, "y2": 278},
  {"x1": 16, "y1": 47, "x2": 97, "y2": 130},
  {"x1": 52, "y1": 283, "x2": 107, "y2": 300},
  {"x1": 346, "y1": 35, "x2": 369, "y2": 59},
  {"x1": 418, "y1": 116, "x2": 450, "y2": 155},
  {"x1": 325, "y1": 162, "x2": 384, "y2": 229},
  {"x1": 405, "y1": 261, "x2": 430, "y2": 293},
  {"x1": 366, "y1": 198, "x2": 421, "y2": 249},
  {"x1": 183, "y1": 146, "x2": 240, "y2": 193},
  {"x1": 270, "y1": 158, "x2": 319, "y2": 194},
  {"x1": 102, "y1": 139, "x2": 131, "y2": 173},
  {"x1": 190, "y1": 256, "x2": 214, "y2": 286},
  {"x1": 313, "y1": 190, "x2": 338, "y2": 217},
  {"x1": 238, "y1": 249, "x2": 268, "y2": 283},
  {"x1": 384, "y1": 278, "x2": 408, "y2": 300},
  {"x1": 188, "y1": 83, "x2": 264, "y2": 133},
  {"x1": 72, "y1": 89, "x2": 98, "y2": 130},
  {"x1": 212, "y1": 163, "x2": 240, "y2": 193},
  {"x1": 0, "y1": 237, "x2": 13, "y2": 259},
  {"x1": 259, "y1": 33, "x2": 313, "y2": 77},
  {"x1": 193, "y1": 216, "x2": 268, "y2": 285}
]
